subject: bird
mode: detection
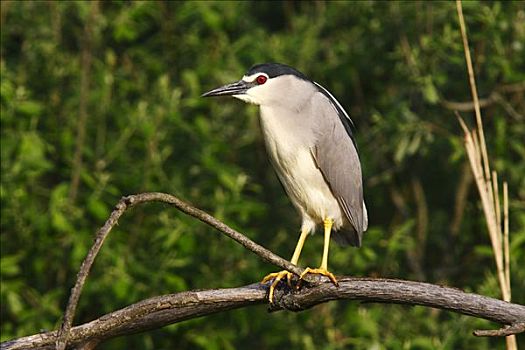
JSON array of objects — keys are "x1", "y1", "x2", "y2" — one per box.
[{"x1": 202, "y1": 63, "x2": 368, "y2": 302}]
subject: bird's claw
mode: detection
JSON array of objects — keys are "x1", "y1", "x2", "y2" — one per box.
[
  {"x1": 261, "y1": 270, "x2": 294, "y2": 303},
  {"x1": 298, "y1": 267, "x2": 338, "y2": 287},
  {"x1": 262, "y1": 268, "x2": 338, "y2": 303}
]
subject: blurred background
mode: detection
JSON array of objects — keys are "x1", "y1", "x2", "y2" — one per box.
[{"x1": 1, "y1": 1, "x2": 524, "y2": 349}]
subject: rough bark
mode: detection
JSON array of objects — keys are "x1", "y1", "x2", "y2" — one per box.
[
  {"x1": 2, "y1": 192, "x2": 522, "y2": 350},
  {"x1": 2, "y1": 278, "x2": 524, "y2": 350}
]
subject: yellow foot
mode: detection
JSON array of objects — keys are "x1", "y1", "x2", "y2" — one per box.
[
  {"x1": 261, "y1": 270, "x2": 293, "y2": 303},
  {"x1": 299, "y1": 267, "x2": 338, "y2": 286}
]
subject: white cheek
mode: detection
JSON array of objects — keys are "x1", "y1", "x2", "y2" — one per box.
[{"x1": 233, "y1": 93, "x2": 260, "y2": 105}]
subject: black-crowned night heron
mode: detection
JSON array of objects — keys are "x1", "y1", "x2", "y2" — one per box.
[{"x1": 202, "y1": 63, "x2": 368, "y2": 301}]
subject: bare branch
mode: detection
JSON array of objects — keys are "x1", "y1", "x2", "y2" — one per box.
[
  {"x1": 441, "y1": 81, "x2": 525, "y2": 114},
  {"x1": 2, "y1": 191, "x2": 523, "y2": 350},
  {"x1": 474, "y1": 323, "x2": 525, "y2": 338},
  {"x1": 56, "y1": 192, "x2": 304, "y2": 350},
  {"x1": 3, "y1": 278, "x2": 525, "y2": 350},
  {"x1": 441, "y1": 93, "x2": 498, "y2": 111}
]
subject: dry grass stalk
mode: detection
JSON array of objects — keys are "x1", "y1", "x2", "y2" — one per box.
[
  {"x1": 503, "y1": 182, "x2": 510, "y2": 297},
  {"x1": 455, "y1": 1, "x2": 515, "y2": 349}
]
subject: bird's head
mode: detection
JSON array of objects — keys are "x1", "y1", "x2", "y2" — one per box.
[{"x1": 202, "y1": 63, "x2": 312, "y2": 106}]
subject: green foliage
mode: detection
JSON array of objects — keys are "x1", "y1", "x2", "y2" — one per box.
[{"x1": 1, "y1": 1, "x2": 524, "y2": 349}]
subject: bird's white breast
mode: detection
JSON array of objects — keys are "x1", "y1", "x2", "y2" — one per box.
[{"x1": 259, "y1": 106, "x2": 345, "y2": 233}]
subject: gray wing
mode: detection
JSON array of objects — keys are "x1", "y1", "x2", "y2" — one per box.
[{"x1": 310, "y1": 91, "x2": 366, "y2": 247}]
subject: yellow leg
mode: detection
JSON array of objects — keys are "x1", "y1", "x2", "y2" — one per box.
[
  {"x1": 290, "y1": 227, "x2": 309, "y2": 265},
  {"x1": 299, "y1": 218, "x2": 338, "y2": 285},
  {"x1": 261, "y1": 228, "x2": 309, "y2": 302}
]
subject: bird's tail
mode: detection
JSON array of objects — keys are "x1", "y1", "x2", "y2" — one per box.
[
  {"x1": 332, "y1": 227, "x2": 361, "y2": 247},
  {"x1": 333, "y1": 201, "x2": 368, "y2": 247}
]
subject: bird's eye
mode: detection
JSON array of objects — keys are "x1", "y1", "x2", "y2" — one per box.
[{"x1": 256, "y1": 75, "x2": 268, "y2": 85}]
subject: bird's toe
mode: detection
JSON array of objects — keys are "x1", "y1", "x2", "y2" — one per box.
[
  {"x1": 261, "y1": 270, "x2": 294, "y2": 303},
  {"x1": 299, "y1": 267, "x2": 338, "y2": 286}
]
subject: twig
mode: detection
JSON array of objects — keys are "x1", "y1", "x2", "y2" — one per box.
[
  {"x1": 55, "y1": 192, "x2": 304, "y2": 350},
  {"x1": 441, "y1": 80, "x2": 524, "y2": 121},
  {"x1": 441, "y1": 93, "x2": 498, "y2": 111},
  {"x1": 474, "y1": 323, "x2": 525, "y2": 338},
  {"x1": 4, "y1": 278, "x2": 525, "y2": 350}
]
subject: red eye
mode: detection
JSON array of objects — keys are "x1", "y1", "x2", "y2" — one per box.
[{"x1": 256, "y1": 75, "x2": 267, "y2": 85}]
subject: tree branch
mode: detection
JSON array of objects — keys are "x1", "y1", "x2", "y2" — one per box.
[
  {"x1": 474, "y1": 323, "x2": 525, "y2": 337},
  {"x1": 55, "y1": 192, "x2": 303, "y2": 350},
  {"x1": 7, "y1": 192, "x2": 522, "y2": 350},
  {"x1": 3, "y1": 278, "x2": 524, "y2": 350}
]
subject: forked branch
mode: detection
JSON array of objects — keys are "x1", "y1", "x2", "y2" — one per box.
[{"x1": 1, "y1": 192, "x2": 523, "y2": 350}]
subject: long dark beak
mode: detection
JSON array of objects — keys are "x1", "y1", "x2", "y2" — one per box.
[{"x1": 201, "y1": 80, "x2": 250, "y2": 97}]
